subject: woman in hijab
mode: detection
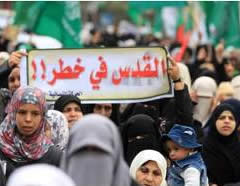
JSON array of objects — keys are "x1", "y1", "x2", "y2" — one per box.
[
  {"x1": 189, "y1": 44, "x2": 209, "y2": 82},
  {"x1": 54, "y1": 95, "x2": 84, "y2": 128},
  {"x1": 84, "y1": 103, "x2": 121, "y2": 126},
  {"x1": 46, "y1": 110, "x2": 69, "y2": 150},
  {"x1": 191, "y1": 76, "x2": 217, "y2": 127},
  {"x1": 202, "y1": 103, "x2": 240, "y2": 186},
  {"x1": 61, "y1": 114, "x2": 131, "y2": 186},
  {"x1": 0, "y1": 51, "x2": 26, "y2": 89},
  {"x1": 0, "y1": 50, "x2": 27, "y2": 123},
  {"x1": 222, "y1": 98, "x2": 240, "y2": 141},
  {"x1": 121, "y1": 114, "x2": 162, "y2": 165},
  {"x1": 7, "y1": 164, "x2": 76, "y2": 186},
  {"x1": 120, "y1": 102, "x2": 159, "y2": 124},
  {"x1": 0, "y1": 66, "x2": 20, "y2": 123},
  {"x1": 130, "y1": 150, "x2": 167, "y2": 186},
  {"x1": 214, "y1": 81, "x2": 235, "y2": 105},
  {"x1": 191, "y1": 44, "x2": 219, "y2": 81},
  {"x1": 0, "y1": 86, "x2": 62, "y2": 181},
  {"x1": 217, "y1": 57, "x2": 236, "y2": 83}
]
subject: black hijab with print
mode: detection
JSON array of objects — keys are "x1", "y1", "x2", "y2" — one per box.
[
  {"x1": 121, "y1": 114, "x2": 162, "y2": 165},
  {"x1": 202, "y1": 103, "x2": 240, "y2": 186}
]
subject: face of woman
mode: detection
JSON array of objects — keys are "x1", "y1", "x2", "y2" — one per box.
[
  {"x1": 93, "y1": 104, "x2": 112, "y2": 118},
  {"x1": 8, "y1": 67, "x2": 20, "y2": 93},
  {"x1": 63, "y1": 102, "x2": 83, "y2": 128},
  {"x1": 197, "y1": 48, "x2": 207, "y2": 61},
  {"x1": 216, "y1": 110, "x2": 236, "y2": 136},
  {"x1": 136, "y1": 160, "x2": 162, "y2": 186},
  {"x1": 16, "y1": 103, "x2": 42, "y2": 136},
  {"x1": 224, "y1": 62, "x2": 235, "y2": 78}
]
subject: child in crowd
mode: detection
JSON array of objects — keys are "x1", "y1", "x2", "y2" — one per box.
[{"x1": 162, "y1": 124, "x2": 208, "y2": 186}]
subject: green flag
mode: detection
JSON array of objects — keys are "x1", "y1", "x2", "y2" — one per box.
[
  {"x1": 13, "y1": 2, "x2": 82, "y2": 48},
  {"x1": 201, "y1": 2, "x2": 240, "y2": 47},
  {"x1": 127, "y1": 1, "x2": 187, "y2": 34}
]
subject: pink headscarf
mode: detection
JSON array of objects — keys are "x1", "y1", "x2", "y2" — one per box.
[{"x1": 0, "y1": 86, "x2": 52, "y2": 162}]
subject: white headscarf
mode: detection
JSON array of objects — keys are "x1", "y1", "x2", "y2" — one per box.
[
  {"x1": 193, "y1": 97, "x2": 213, "y2": 127},
  {"x1": 7, "y1": 164, "x2": 76, "y2": 186},
  {"x1": 129, "y1": 150, "x2": 168, "y2": 186}
]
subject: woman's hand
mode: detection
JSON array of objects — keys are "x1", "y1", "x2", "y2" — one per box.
[
  {"x1": 8, "y1": 51, "x2": 27, "y2": 68},
  {"x1": 167, "y1": 56, "x2": 184, "y2": 90}
]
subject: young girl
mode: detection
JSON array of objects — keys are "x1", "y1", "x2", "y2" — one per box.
[
  {"x1": 162, "y1": 124, "x2": 208, "y2": 186},
  {"x1": 0, "y1": 86, "x2": 62, "y2": 181}
]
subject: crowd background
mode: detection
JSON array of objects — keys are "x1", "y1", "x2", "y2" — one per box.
[
  {"x1": 0, "y1": 2, "x2": 239, "y2": 50},
  {"x1": 0, "y1": 1, "x2": 240, "y2": 186}
]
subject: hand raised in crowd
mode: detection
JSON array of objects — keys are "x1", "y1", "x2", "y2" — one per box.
[
  {"x1": 8, "y1": 51, "x2": 27, "y2": 68},
  {"x1": 167, "y1": 55, "x2": 184, "y2": 90},
  {"x1": 167, "y1": 55, "x2": 180, "y2": 81},
  {"x1": 215, "y1": 40, "x2": 224, "y2": 64}
]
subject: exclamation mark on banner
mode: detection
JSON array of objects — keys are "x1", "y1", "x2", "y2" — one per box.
[
  {"x1": 161, "y1": 59, "x2": 166, "y2": 76},
  {"x1": 32, "y1": 60, "x2": 37, "y2": 80},
  {"x1": 41, "y1": 60, "x2": 46, "y2": 80}
]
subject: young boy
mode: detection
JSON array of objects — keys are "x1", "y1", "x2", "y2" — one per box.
[{"x1": 162, "y1": 124, "x2": 209, "y2": 186}]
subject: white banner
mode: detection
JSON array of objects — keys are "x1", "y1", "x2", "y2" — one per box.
[{"x1": 21, "y1": 47, "x2": 173, "y2": 103}]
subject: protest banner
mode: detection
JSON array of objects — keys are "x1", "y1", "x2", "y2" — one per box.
[{"x1": 20, "y1": 47, "x2": 173, "y2": 103}]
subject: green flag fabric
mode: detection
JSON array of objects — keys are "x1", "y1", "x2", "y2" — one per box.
[
  {"x1": 127, "y1": 1, "x2": 187, "y2": 34},
  {"x1": 128, "y1": 1, "x2": 187, "y2": 11},
  {"x1": 13, "y1": 2, "x2": 82, "y2": 48},
  {"x1": 201, "y1": 2, "x2": 240, "y2": 47}
]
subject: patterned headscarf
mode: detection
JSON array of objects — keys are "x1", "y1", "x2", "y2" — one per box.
[
  {"x1": 0, "y1": 86, "x2": 53, "y2": 162},
  {"x1": 46, "y1": 110, "x2": 69, "y2": 150}
]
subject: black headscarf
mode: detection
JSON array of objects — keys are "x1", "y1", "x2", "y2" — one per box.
[
  {"x1": 202, "y1": 103, "x2": 240, "y2": 186},
  {"x1": 84, "y1": 104, "x2": 120, "y2": 127},
  {"x1": 53, "y1": 95, "x2": 84, "y2": 114},
  {"x1": 222, "y1": 98, "x2": 240, "y2": 123},
  {"x1": 217, "y1": 57, "x2": 234, "y2": 83},
  {"x1": 203, "y1": 99, "x2": 240, "y2": 138},
  {"x1": 189, "y1": 44, "x2": 211, "y2": 82},
  {"x1": 120, "y1": 102, "x2": 159, "y2": 123},
  {"x1": 121, "y1": 114, "x2": 162, "y2": 165}
]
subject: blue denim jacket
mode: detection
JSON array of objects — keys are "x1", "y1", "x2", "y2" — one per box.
[{"x1": 167, "y1": 152, "x2": 208, "y2": 186}]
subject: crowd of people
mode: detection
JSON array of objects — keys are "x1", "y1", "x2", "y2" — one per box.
[{"x1": 0, "y1": 15, "x2": 240, "y2": 186}]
